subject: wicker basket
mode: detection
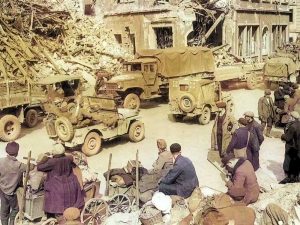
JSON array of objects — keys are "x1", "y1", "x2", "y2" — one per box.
[{"x1": 139, "y1": 204, "x2": 163, "y2": 225}]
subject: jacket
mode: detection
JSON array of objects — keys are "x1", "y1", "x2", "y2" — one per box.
[
  {"x1": 258, "y1": 96, "x2": 275, "y2": 121},
  {"x1": 151, "y1": 150, "x2": 173, "y2": 174},
  {"x1": 0, "y1": 155, "x2": 26, "y2": 195},
  {"x1": 211, "y1": 112, "x2": 238, "y2": 156},
  {"x1": 160, "y1": 155, "x2": 199, "y2": 198},
  {"x1": 227, "y1": 160, "x2": 259, "y2": 205}
]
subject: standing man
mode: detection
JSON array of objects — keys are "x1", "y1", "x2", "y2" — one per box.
[
  {"x1": 211, "y1": 101, "x2": 238, "y2": 158},
  {"x1": 244, "y1": 111, "x2": 264, "y2": 170},
  {"x1": 258, "y1": 89, "x2": 276, "y2": 137},
  {"x1": 0, "y1": 142, "x2": 27, "y2": 225},
  {"x1": 280, "y1": 111, "x2": 300, "y2": 184},
  {"x1": 159, "y1": 143, "x2": 199, "y2": 198}
]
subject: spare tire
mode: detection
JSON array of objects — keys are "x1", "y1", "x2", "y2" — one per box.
[
  {"x1": 179, "y1": 94, "x2": 196, "y2": 113},
  {"x1": 55, "y1": 117, "x2": 74, "y2": 142},
  {"x1": 0, "y1": 115, "x2": 21, "y2": 141},
  {"x1": 25, "y1": 109, "x2": 39, "y2": 128}
]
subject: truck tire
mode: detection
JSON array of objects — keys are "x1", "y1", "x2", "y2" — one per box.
[
  {"x1": 0, "y1": 115, "x2": 21, "y2": 141},
  {"x1": 128, "y1": 121, "x2": 145, "y2": 142},
  {"x1": 25, "y1": 109, "x2": 39, "y2": 128},
  {"x1": 55, "y1": 117, "x2": 74, "y2": 142},
  {"x1": 82, "y1": 132, "x2": 102, "y2": 156},
  {"x1": 179, "y1": 94, "x2": 195, "y2": 113},
  {"x1": 198, "y1": 106, "x2": 211, "y2": 125},
  {"x1": 246, "y1": 74, "x2": 257, "y2": 90},
  {"x1": 123, "y1": 93, "x2": 140, "y2": 110}
]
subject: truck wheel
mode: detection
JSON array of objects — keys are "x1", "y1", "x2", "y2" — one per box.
[
  {"x1": 25, "y1": 109, "x2": 39, "y2": 128},
  {"x1": 55, "y1": 117, "x2": 74, "y2": 142},
  {"x1": 0, "y1": 115, "x2": 21, "y2": 141},
  {"x1": 82, "y1": 132, "x2": 102, "y2": 156},
  {"x1": 128, "y1": 121, "x2": 145, "y2": 142},
  {"x1": 123, "y1": 93, "x2": 140, "y2": 110},
  {"x1": 246, "y1": 74, "x2": 257, "y2": 90},
  {"x1": 198, "y1": 107, "x2": 211, "y2": 125},
  {"x1": 179, "y1": 94, "x2": 195, "y2": 113}
]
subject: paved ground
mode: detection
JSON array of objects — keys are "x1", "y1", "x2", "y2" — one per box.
[{"x1": 0, "y1": 88, "x2": 286, "y2": 194}]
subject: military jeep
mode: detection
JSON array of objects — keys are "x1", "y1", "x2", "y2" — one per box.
[
  {"x1": 169, "y1": 77, "x2": 232, "y2": 124},
  {"x1": 44, "y1": 95, "x2": 145, "y2": 156}
]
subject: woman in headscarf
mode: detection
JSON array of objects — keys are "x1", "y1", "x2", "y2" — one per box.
[{"x1": 37, "y1": 144, "x2": 84, "y2": 217}]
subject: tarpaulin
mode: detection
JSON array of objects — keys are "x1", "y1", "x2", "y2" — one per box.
[{"x1": 264, "y1": 57, "x2": 296, "y2": 77}]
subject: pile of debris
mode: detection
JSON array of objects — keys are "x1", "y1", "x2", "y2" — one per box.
[
  {"x1": 212, "y1": 44, "x2": 243, "y2": 67},
  {"x1": 0, "y1": 0, "x2": 131, "y2": 83}
]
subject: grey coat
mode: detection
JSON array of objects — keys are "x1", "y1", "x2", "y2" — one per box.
[
  {"x1": 160, "y1": 155, "x2": 199, "y2": 198},
  {"x1": 258, "y1": 96, "x2": 276, "y2": 121}
]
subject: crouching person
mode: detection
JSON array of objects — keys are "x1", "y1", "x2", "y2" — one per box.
[
  {"x1": 159, "y1": 143, "x2": 199, "y2": 198},
  {"x1": 223, "y1": 155, "x2": 259, "y2": 205}
]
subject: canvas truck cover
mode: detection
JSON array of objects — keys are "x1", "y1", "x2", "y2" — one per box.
[
  {"x1": 264, "y1": 57, "x2": 296, "y2": 77},
  {"x1": 137, "y1": 47, "x2": 215, "y2": 78}
]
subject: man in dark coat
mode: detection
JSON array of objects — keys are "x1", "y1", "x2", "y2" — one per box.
[
  {"x1": 258, "y1": 89, "x2": 276, "y2": 137},
  {"x1": 159, "y1": 143, "x2": 199, "y2": 198},
  {"x1": 244, "y1": 111, "x2": 264, "y2": 170},
  {"x1": 274, "y1": 85, "x2": 286, "y2": 110},
  {"x1": 0, "y1": 142, "x2": 31, "y2": 225},
  {"x1": 37, "y1": 144, "x2": 85, "y2": 216},
  {"x1": 224, "y1": 157, "x2": 260, "y2": 205},
  {"x1": 280, "y1": 111, "x2": 300, "y2": 184}
]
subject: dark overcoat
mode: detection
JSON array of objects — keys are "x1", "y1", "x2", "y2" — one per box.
[
  {"x1": 160, "y1": 155, "x2": 199, "y2": 198},
  {"x1": 37, "y1": 155, "x2": 85, "y2": 214}
]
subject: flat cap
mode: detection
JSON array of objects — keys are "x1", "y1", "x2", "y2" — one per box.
[
  {"x1": 216, "y1": 101, "x2": 227, "y2": 108},
  {"x1": 264, "y1": 89, "x2": 271, "y2": 95},
  {"x1": 291, "y1": 111, "x2": 300, "y2": 119},
  {"x1": 52, "y1": 143, "x2": 65, "y2": 155},
  {"x1": 6, "y1": 142, "x2": 19, "y2": 156},
  {"x1": 244, "y1": 111, "x2": 254, "y2": 118}
]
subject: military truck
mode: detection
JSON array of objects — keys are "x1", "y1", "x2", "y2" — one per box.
[
  {"x1": 263, "y1": 45, "x2": 300, "y2": 88},
  {"x1": 169, "y1": 78, "x2": 232, "y2": 125},
  {"x1": 102, "y1": 47, "x2": 215, "y2": 110},
  {"x1": 44, "y1": 95, "x2": 145, "y2": 156}
]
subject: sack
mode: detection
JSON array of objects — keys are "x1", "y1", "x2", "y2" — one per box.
[{"x1": 234, "y1": 148, "x2": 247, "y2": 158}]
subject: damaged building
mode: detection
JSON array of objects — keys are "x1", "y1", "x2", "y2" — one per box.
[{"x1": 102, "y1": 0, "x2": 290, "y2": 61}]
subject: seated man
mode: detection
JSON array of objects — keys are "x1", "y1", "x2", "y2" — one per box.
[
  {"x1": 159, "y1": 143, "x2": 199, "y2": 198},
  {"x1": 150, "y1": 139, "x2": 173, "y2": 174},
  {"x1": 224, "y1": 156, "x2": 259, "y2": 205}
]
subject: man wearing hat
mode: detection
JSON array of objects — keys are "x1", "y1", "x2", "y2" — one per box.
[
  {"x1": 258, "y1": 89, "x2": 276, "y2": 137},
  {"x1": 224, "y1": 156, "x2": 259, "y2": 205},
  {"x1": 280, "y1": 111, "x2": 300, "y2": 183},
  {"x1": 211, "y1": 101, "x2": 238, "y2": 157},
  {"x1": 244, "y1": 111, "x2": 264, "y2": 170},
  {"x1": 37, "y1": 144, "x2": 84, "y2": 217},
  {"x1": 0, "y1": 142, "x2": 27, "y2": 225},
  {"x1": 159, "y1": 143, "x2": 199, "y2": 198}
]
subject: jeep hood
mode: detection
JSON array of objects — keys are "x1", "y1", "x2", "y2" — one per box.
[
  {"x1": 118, "y1": 108, "x2": 139, "y2": 118},
  {"x1": 108, "y1": 73, "x2": 142, "y2": 83}
]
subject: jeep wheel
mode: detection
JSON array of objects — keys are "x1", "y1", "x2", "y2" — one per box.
[
  {"x1": 179, "y1": 94, "x2": 195, "y2": 113},
  {"x1": 246, "y1": 74, "x2": 257, "y2": 90},
  {"x1": 0, "y1": 115, "x2": 21, "y2": 141},
  {"x1": 123, "y1": 93, "x2": 140, "y2": 110},
  {"x1": 82, "y1": 132, "x2": 102, "y2": 156},
  {"x1": 128, "y1": 121, "x2": 145, "y2": 142},
  {"x1": 25, "y1": 109, "x2": 39, "y2": 128},
  {"x1": 198, "y1": 107, "x2": 211, "y2": 125},
  {"x1": 55, "y1": 117, "x2": 74, "y2": 142}
]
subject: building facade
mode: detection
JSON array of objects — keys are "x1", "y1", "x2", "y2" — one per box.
[{"x1": 289, "y1": 0, "x2": 300, "y2": 42}]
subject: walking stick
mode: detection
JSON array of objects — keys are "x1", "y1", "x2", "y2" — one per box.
[
  {"x1": 135, "y1": 150, "x2": 139, "y2": 207},
  {"x1": 105, "y1": 153, "x2": 112, "y2": 196}
]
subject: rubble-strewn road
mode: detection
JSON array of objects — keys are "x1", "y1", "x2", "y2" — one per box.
[{"x1": 0, "y1": 88, "x2": 286, "y2": 194}]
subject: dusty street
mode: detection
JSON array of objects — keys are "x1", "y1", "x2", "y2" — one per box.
[{"x1": 0, "y1": 88, "x2": 286, "y2": 194}]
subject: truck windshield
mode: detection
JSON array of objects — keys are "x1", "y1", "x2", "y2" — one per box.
[{"x1": 123, "y1": 63, "x2": 142, "y2": 72}]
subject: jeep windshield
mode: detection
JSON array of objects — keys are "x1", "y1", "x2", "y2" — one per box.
[{"x1": 122, "y1": 63, "x2": 142, "y2": 72}]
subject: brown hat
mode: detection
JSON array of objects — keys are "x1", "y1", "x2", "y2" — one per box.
[
  {"x1": 238, "y1": 118, "x2": 248, "y2": 126},
  {"x1": 6, "y1": 142, "x2": 19, "y2": 156},
  {"x1": 264, "y1": 89, "x2": 271, "y2": 95},
  {"x1": 63, "y1": 207, "x2": 80, "y2": 221},
  {"x1": 216, "y1": 101, "x2": 226, "y2": 108},
  {"x1": 157, "y1": 139, "x2": 167, "y2": 150}
]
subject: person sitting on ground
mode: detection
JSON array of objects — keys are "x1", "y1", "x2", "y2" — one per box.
[
  {"x1": 159, "y1": 143, "x2": 199, "y2": 198},
  {"x1": 223, "y1": 156, "x2": 260, "y2": 205},
  {"x1": 150, "y1": 139, "x2": 173, "y2": 174}
]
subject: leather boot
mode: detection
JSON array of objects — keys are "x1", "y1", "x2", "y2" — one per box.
[{"x1": 265, "y1": 127, "x2": 272, "y2": 138}]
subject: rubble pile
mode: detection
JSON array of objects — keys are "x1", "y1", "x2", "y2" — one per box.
[
  {"x1": 251, "y1": 183, "x2": 300, "y2": 224},
  {"x1": 0, "y1": 0, "x2": 131, "y2": 82},
  {"x1": 213, "y1": 45, "x2": 243, "y2": 66}
]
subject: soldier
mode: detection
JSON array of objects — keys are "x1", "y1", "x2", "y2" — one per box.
[
  {"x1": 211, "y1": 101, "x2": 238, "y2": 158},
  {"x1": 258, "y1": 89, "x2": 276, "y2": 137}
]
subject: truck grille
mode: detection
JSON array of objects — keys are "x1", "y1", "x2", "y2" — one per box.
[
  {"x1": 101, "y1": 83, "x2": 119, "y2": 95},
  {"x1": 45, "y1": 119, "x2": 57, "y2": 137}
]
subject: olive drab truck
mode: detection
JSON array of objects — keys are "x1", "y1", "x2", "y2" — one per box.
[{"x1": 101, "y1": 47, "x2": 215, "y2": 110}]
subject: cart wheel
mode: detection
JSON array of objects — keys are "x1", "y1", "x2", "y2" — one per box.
[
  {"x1": 41, "y1": 218, "x2": 57, "y2": 225},
  {"x1": 108, "y1": 194, "x2": 131, "y2": 215},
  {"x1": 81, "y1": 198, "x2": 108, "y2": 225}
]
